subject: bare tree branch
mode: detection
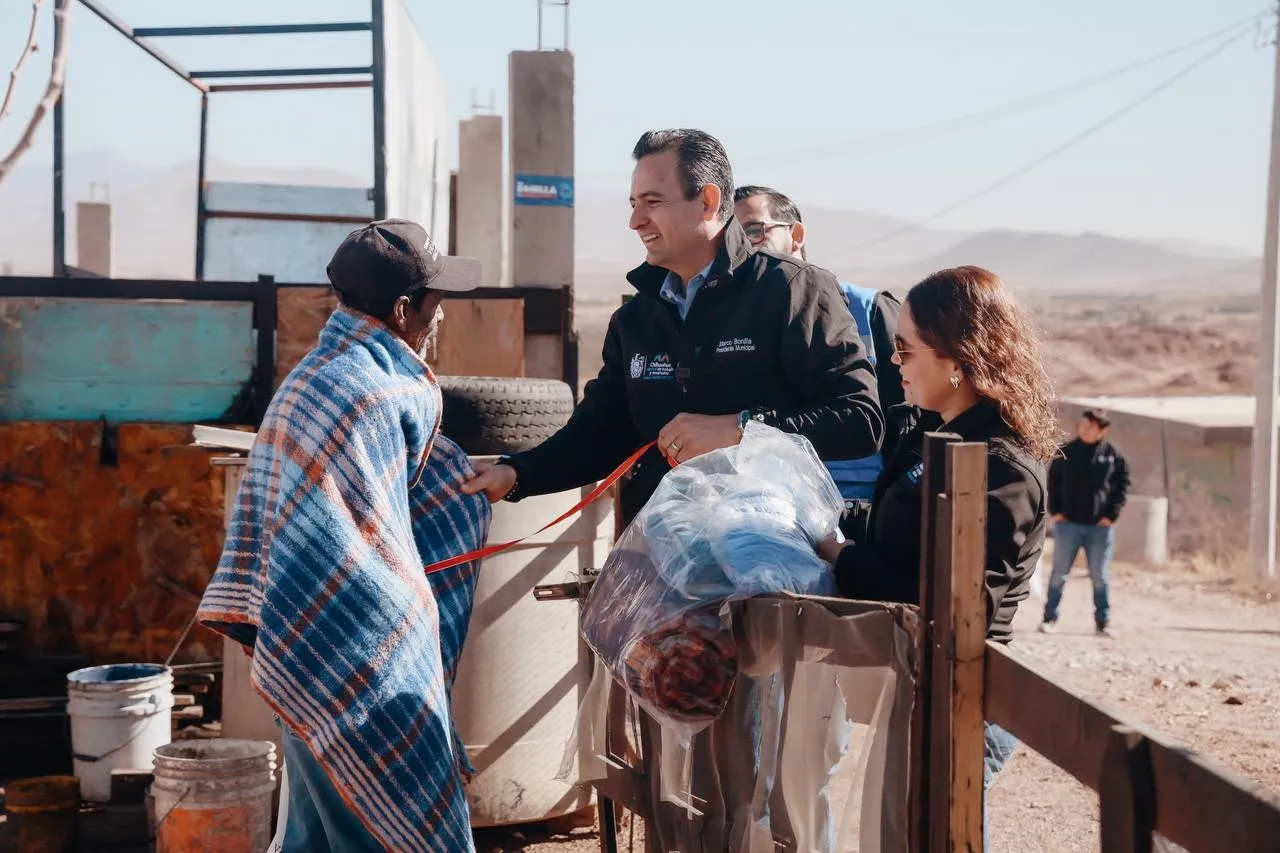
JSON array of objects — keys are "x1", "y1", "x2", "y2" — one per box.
[
  {"x1": 0, "y1": 0, "x2": 47, "y2": 124},
  {"x1": 0, "y1": 0, "x2": 70, "y2": 188}
]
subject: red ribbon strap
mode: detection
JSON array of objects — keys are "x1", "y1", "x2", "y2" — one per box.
[{"x1": 424, "y1": 440, "x2": 657, "y2": 575}]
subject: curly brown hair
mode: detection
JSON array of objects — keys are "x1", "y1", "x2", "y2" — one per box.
[{"x1": 905, "y1": 266, "x2": 1060, "y2": 460}]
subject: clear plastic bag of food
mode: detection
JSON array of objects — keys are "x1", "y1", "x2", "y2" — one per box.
[{"x1": 580, "y1": 421, "x2": 845, "y2": 740}]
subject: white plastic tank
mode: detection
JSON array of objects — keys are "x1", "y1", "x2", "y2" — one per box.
[
  {"x1": 66, "y1": 663, "x2": 175, "y2": 802},
  {"x1": 214, "y1": 458, "x2": 284, "y2": 752},
  {"x1": 1114, "y1": 495, "x2": 1169, "y2": 566},
  {"x1": 453, "y1": 465, "x2": 614, "y2": 827}
]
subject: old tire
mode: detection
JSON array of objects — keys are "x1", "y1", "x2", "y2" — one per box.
[{"x1": 437, "y1": 376, "x2": 575, "y2": 456}]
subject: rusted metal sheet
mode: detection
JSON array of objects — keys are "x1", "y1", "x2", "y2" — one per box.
[{"x1": 0, "y1": 422, "x2": 228, "y2": 664}]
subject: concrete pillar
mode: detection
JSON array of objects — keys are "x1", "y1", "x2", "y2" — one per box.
[
  {"x1": 457, "y1": 115, "x2": 506, "y2": 287},
  {"x1": 509, "y1": 50, "x2": 574, "y2": 381},
  {"x1": 76, "y1": 201, "x2": 112, "y2": 277}
]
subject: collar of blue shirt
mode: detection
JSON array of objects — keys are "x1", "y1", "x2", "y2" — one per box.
[{"x1": 658, "y1": 259, "x2": 715, "y2": 321}]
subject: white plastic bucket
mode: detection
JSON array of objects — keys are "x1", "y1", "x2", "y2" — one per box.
[
  {"x1": 152, "y1": 739, "x2": 277, "y2": 853},
  {"x1": 66, "y1": 663, "x2": 175, "y2": 801}
]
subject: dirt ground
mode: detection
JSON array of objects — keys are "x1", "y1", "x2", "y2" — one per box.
[
  {"x1": 986, "y1": 555, "x2": 1280, "y2": 853},
  {"x1": 1023, "y1": 293, "x2": 1258, "y2": 398},
  {"x1": 476, "y1": 555, "x2": 1280, "y2": 852}
]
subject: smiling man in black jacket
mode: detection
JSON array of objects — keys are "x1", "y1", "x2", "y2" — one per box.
[{"x1": 463, "y1": 128, "x2": 883, "y2": 524}]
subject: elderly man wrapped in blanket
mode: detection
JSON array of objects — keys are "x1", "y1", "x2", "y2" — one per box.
[{"x1": 196, "y1": 219, "x2": 490, "y2": 853}]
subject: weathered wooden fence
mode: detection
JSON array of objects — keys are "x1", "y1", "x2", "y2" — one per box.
[{"x1": 918, "y1": 431, "x2": 1280, "y2": 853}]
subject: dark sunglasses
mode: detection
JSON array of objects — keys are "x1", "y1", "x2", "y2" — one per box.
[{"x1": 892, "y1": 335, "x2": 934, "y2": 363}]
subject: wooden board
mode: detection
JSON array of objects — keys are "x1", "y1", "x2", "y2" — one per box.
[
  {"x1": 985, "y1": 643, "x2": 1138, "y2": 792},
  {"x1": 986, "y1": 642, "x2": 1280, "y2": 852},
  {"x1": 276, "y1": 287, "x2": 337, "y2": 385},
  {"x1": 1100, "y1": 726, "x2": 1155, "y2": 853},
  {"x1": 0, "y1": 298, "x2": 254, "y2": 422},
  {"x1": 916, "y1": 431, "x2": 960, "y2": 853},
  {"x1": 433, "y1": 298, "x2": 525, "y2": 378},
  {"x1": 918, "y1": 437, "x2": 989, "y2": 853},
  {"x1": 277, "y1": 288, "x2": 526, "y2": 381},
  {"x1": 945, "y1": 444, "x2": 988, "y2": 853}
]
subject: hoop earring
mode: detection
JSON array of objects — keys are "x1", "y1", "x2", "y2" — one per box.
[{"x1": 949, "y1": 375, "x2": 960, "y2": 390}]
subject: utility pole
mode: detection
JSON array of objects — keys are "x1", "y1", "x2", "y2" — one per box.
[{"x1": 1249, "y1": 1, "x2": 1280, "y2": 582}]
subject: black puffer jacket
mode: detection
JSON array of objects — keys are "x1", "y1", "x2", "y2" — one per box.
[{"x1": 1049, "y1": 437, "x2": 1130, "y2": 524}]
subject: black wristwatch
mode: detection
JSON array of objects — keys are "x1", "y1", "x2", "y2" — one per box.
[
  {"x1": 494, "y1": 455, "x2": 520, "y2": 501},
  {"x1": 739, "y1": 408, "x2": 767, "y2": 434}
]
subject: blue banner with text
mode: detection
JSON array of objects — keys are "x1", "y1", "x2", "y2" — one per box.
[{"x1": 513, "y1": 173, "x2": 574, "y2": 207}]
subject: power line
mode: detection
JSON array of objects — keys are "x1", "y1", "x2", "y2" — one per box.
[
  {"x1": 741, "y1": 10, "x2": 1269, "y2": 168},
  {"x1": 849, "y1": 24, "x2": 1257, "y2": 251}
]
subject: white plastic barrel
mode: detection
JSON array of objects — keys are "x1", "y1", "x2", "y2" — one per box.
[
  {"x1": 214, "y1": 459, "x2": 284, "y2": 752},
  {"x1": 453, "y1": 467, "x2": 614, "y2": 827},
  {"x1": 66, "y1": 663, "x2": 175, "y2": 802},
  {"x1": 151, "y1": 739, "x2": 277, "y2": 852},
  {"x1": 1115, "y1": 495, "x2": 1169, "y2": 566}
]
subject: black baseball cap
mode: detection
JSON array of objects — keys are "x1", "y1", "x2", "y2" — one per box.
[{"x1": 327, "y1": 219, "x2": 480, "y2": 307}]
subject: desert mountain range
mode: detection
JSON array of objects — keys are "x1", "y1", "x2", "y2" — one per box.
[{"x1": 0, "y1": 149, "x2": 1259, "y2": 298}]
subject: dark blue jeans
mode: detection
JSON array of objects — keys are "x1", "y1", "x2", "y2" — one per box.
[
  {"x1": 276, "y1": 722, "x2": 385, "y2": 853},
  {"x1": 1043, "y1": 520, "x2": 1115, "y2": 626}
]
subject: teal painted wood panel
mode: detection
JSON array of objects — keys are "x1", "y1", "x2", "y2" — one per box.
[{"x1": 0, "y1": 298, "x2": 255, "y2": 422}]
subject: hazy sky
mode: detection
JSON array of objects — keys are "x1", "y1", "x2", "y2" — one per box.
[{"x1": 0, "y1": 0, "x2": 1275, "y2": 252}]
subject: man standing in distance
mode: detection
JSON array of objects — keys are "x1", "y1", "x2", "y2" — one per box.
[
  {"x1": 1041, "y1": 408, "x2": 1131, "y2": 637},
  {"x1": 464, "y1": 129, "x2": 883, "y2": 526},
  {"x1": 734, "y1": 185, "x2": 904, "y2": 525}
]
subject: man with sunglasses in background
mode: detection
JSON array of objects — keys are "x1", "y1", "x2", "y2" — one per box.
[{"x1": 734, "y1": 186, "x2": 904, "y2": 537}]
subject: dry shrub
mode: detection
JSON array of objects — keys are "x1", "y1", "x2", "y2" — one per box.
[
  {"x1": 1165, "y1": 473, "x2": 1244, "y2": 572},
  {"x1": 1163, "y1": 476, "x2": 1280, "y2": 599}
]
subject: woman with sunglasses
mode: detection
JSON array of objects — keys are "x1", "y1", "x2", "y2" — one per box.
[{"x1": 817, "y1": 265, "x2": 1057, "y2": 849}]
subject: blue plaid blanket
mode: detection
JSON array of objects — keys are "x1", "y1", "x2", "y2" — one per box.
[
  {"x1": 197, "y1": 306, "x2": 490, "y2": 852},
  {"x1": 412, "y1": 433, "x2": 490, "y2": 778}
]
